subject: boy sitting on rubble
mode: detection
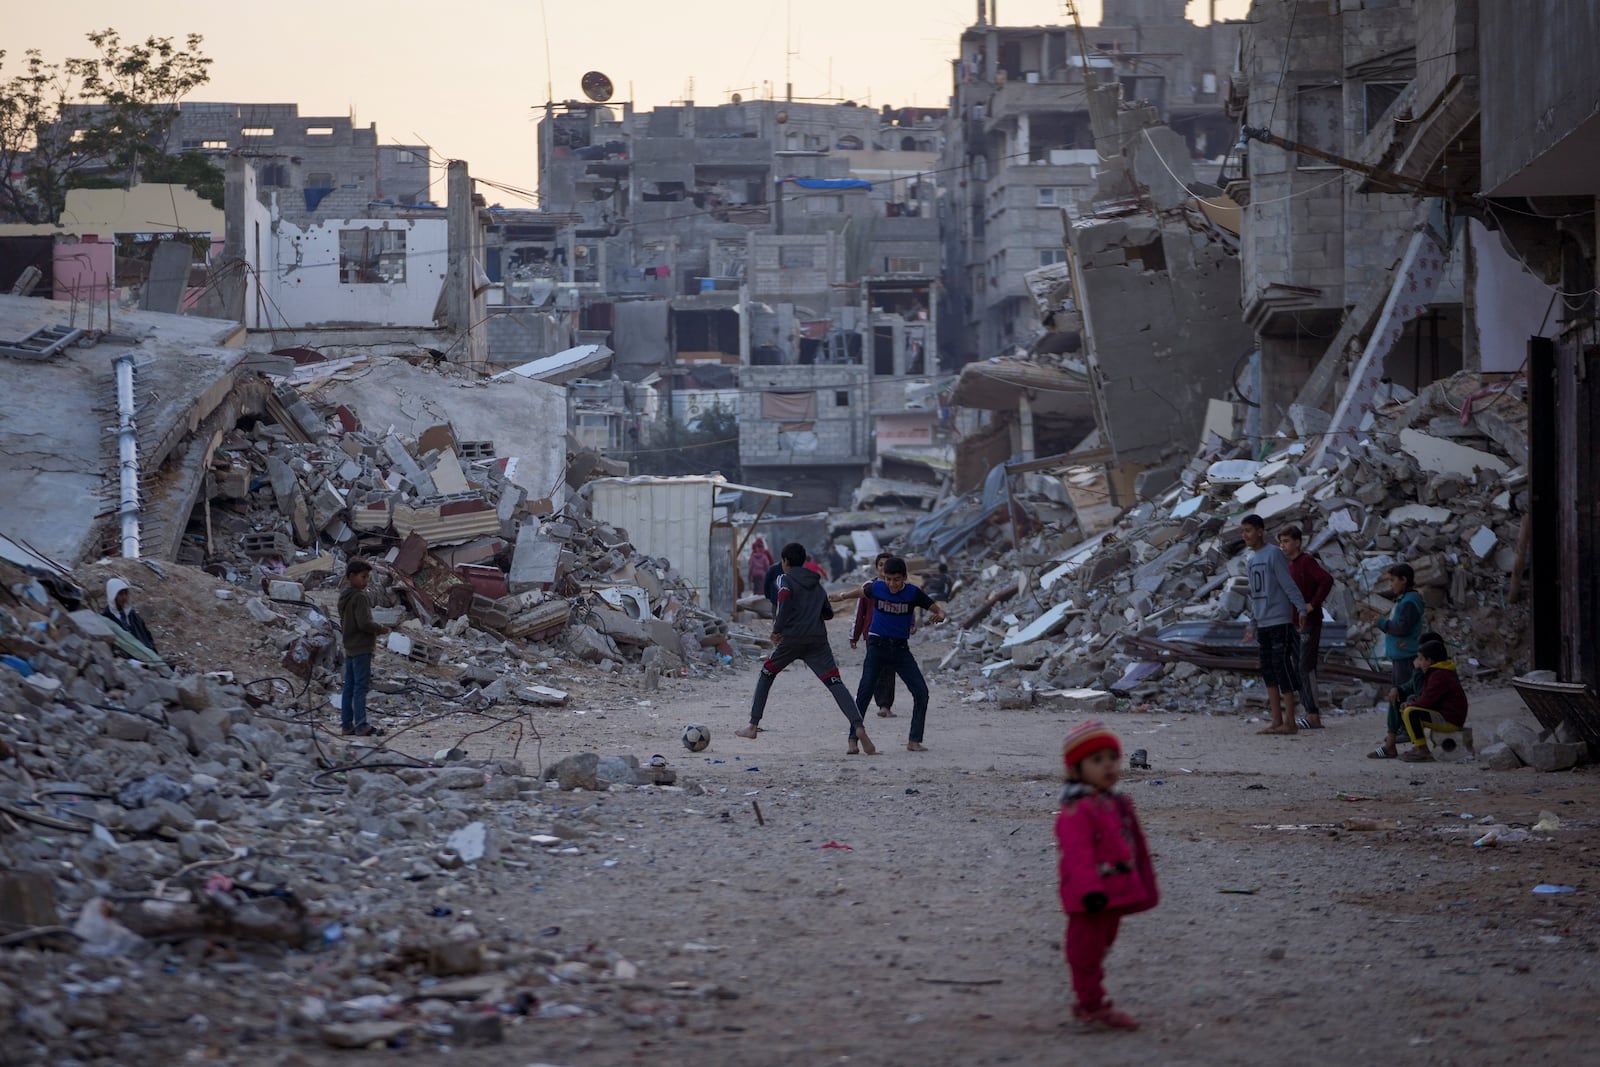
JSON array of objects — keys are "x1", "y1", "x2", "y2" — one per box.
[{"x1": 1396, "y1": 638, "x2": 1469, "y2": 763}]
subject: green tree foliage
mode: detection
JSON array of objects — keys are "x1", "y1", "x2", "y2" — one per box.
[
  {"x1": 0, "y1": 29, "x2": 211, "y2": 223},
  {"x1": 622, "y1": 404, "x2": 743, "y2": 481}
]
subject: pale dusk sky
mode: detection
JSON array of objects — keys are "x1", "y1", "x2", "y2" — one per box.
[{"x1": 18, "y1": 1, "x2": 1251, "y2": 206}]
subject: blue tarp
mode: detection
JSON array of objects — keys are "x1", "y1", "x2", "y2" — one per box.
[{"x1": 790, "y1": 178, "x2": 872, "y2": 191}]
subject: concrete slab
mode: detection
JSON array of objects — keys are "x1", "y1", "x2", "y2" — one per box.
[
  {"x1": 0, "y1": 294, "x2": 245, "y2": 565},
  {"x1": 314, "y1": 359, "x2": 566, "y2": 509},
  {"x1": 1399, "y1": 428, "x2": 1511, "y2": 479}
]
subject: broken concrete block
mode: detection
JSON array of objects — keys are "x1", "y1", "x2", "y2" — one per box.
[
  {"x1": 67, "y1": 610, "x2": 116, "y2": 644},
  {"x1": 547, "y1": 753, "x2": 601, "y2": 791},
  {"x1": 1469, "y1": 525, "x2": 1497, "y2": 559},
  {"x1": 1478, "y1": 741, "x2": 1523, "y2": 771},
  {"x1": 20, "y1": 673, "x2": 62, "y2": 706},
  {"x1": 1399, "y1": 428, "x2": 1511, "y2": 478},
  {"x1": 508, "y1": 524, "x2": 563, "y2": 593},
  {"x1": 445, "y1": 821, "x2": 493, "y2": 864},
  {"x1": 1523, "y1": 742, "x2": 1584, "y2": 773},
  {"x1": 0, "y1": 871, "x2": 58, "y2": 929},
  {"x1": 516, "y1": 684, "x2": 569, "y2": 706},
  {"x1": 244, "y1": 598, "x2": 279, "y2": 624},
  {"x1": 240, "y1": 530, "x2": 294, "y2": 560},
  {"x1": 1386, "y1": 503, "x2": 1453, "y2": 526},
  {"x1": 267, "y1": 580, "x2": 304, "y2": 601}
]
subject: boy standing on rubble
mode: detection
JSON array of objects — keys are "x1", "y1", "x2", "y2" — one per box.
[
  {"x1": 338, "y1": 559, "x2": 387, "y2": 737},
  {"x1": 737, "y1": 543, "x2": 878, "y2": 755}
]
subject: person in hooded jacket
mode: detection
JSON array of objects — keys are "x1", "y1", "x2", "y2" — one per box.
[
  {"x1": 101, "y1": 578, "x2": 158, "y2": 653},
  {"x1": 735, "y1": 543, "x2": 877, "y2": 755},
  {"x1": 1055, "y1": 721, "x2": 1159, "y2": 1031}
]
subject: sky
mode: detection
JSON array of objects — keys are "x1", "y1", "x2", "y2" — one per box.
[{"x1": 19, "y1": 0, "x2": 1251, "y2": 207}]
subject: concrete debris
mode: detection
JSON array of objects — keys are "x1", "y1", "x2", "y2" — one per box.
[
  {"x1": 187, "y1": 385, "x2": 750, "y2": 681},
  {"x1": 932, "y1": 369, "x2": 1530, "y2": 711},
  {"x1": 0, "y1": 546, "x2": 719, "y2": 1062}
]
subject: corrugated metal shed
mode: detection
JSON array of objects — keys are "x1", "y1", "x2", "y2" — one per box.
[
  {"x1": 591, "y1": 478, "x2": 715, "y2": 605},
  {"x1": 589, "y1": 476, "x2": 791, "y2": 608}
]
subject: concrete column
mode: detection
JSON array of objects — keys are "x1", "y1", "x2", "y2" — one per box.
[
  {"x1": 1018, "y1": 391, "x2": 1035, "y2": 460},
  {"x1": 446, "y1": 161, "x2": 489, "y2": 370},
  {"x1": 1016, "y1": 112, "x2": 1031, "y2": 161}
]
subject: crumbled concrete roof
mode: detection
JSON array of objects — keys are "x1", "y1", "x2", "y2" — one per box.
[{"x1": 0, "y1": 295, "x2": 246, "y2": 565}]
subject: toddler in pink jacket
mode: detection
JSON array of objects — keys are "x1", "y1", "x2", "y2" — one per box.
[{"x1": 1054, "y1": 720, "x2": 1159, "y2": 1030}]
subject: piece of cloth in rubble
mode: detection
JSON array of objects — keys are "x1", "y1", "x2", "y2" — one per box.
[
  {"x1": 101, "y1": 577, "x2": 157, "y2": 652},
  {"x1": 338, "y1": 583, "x2": 381, "y2": 656}
]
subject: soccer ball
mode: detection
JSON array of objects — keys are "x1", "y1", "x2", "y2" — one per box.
[{"x1": 681, "y1": 723, "x2": 711, "y2": 752}]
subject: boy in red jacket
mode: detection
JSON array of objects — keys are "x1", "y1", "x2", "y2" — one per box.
[
  {"x1": 1055, "y1": 721, "x2": 1159, "y2": 1030},
  {"x1": 1277, "y1": 525, "x2": 1335, "y2": 729},
  {"x1": 1398, "y1": 639, "x2": 1470, "y2": 763}
]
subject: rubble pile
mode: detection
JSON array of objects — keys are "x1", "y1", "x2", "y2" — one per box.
[
  {"x1": 936, "y1": 372, "x2": 1533, "y2": 714},
  {"x1": 0, "y1": 557, "x2": 720, "y2": 1062},
  {"x1": 193, "y1": 380, "x2": 750, "y2": 687}
]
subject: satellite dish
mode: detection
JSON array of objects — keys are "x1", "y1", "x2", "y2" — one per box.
[{"x1": 581, "y1": 71, "x2": 615, "y2": 103}]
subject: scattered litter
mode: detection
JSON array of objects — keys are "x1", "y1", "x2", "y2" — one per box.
[
  {"x1": 819, "y1": 841, "x2": 854, "y2": 851},
  {"x1": 1532, "y1": 884, "x2": 1577, "y2": 895}
]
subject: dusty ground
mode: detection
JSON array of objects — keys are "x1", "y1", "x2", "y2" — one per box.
[
  {"x1": 38, "y1": 570, "x2": 1598, "y2": 1066},
  {"x1": 294, "y1": 619, "x2": 1595, "y2": 1067}
]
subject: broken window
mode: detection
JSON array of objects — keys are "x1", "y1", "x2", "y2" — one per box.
[
  {"x1": 1294, "y1": 84, "x2": 1342, "y2": 168},
  {"x1": 240, "y1": 127, "x2": 275, "y2": 138},
  {"x1": 397, "y1": 150, "x2": 416, "y2": 163},
  {"x1": 305, "y1": 172, "x2": 333, "y2": 189},
  {"x1": 1363, "y1": 81, "x2": 1408, "y2": 135},
  {"x1": 254, "y1": 162, "x2": 292, "y2": 187},
  {"x1": 201, "y1": 139, "x2": 227, "y2": 150},
  {"x1": 338, "y1": 229, "x2": 407, "y2": 284},
  {"x1": 1037, "y1": 187, "x2": 1058, "y2": 206},
  {"x1": 1039, "y1": 248, "x2": 1066, "y2": 266},
  {"x1": 835, "y1": 390, "x2": 850, "y2": 407}
]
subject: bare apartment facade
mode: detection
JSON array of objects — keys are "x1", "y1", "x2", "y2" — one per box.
[
  {"x1": 530, "y1": 96, "x2": 946, "y2": 510},
  {"x1": 940, "y1": 0, "x2": 1241, "y2": 362}
]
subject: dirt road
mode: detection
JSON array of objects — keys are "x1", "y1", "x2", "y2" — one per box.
[{"x1": 285, "y1": 622, "x2": 1597, "y2": 1067}]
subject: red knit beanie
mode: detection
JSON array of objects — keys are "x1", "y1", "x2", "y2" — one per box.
[{"x1": 1062, "y1": 720, "x2": 1121, "y2": 771}]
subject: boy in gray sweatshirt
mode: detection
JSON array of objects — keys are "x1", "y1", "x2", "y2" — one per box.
[{"x1": 1240, "y1": 514, "x2": 1308, "y2": 735}]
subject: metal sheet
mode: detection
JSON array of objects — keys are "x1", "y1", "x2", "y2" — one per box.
[{"x1": 591, "y1": 479, "x2": 713, "y2": 606}]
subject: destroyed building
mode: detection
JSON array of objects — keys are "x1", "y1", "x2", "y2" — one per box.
[
  {"x1": 52, "y1": 101, "x2": 433, "y2": 221},
  {"x1": 529, "y1": 95, "x2": 949, "y2": 510},
  {"x1": 939, "y1": 0, "x2": 1242, "y2": 361}
]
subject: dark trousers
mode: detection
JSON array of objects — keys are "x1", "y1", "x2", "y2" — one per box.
[
  {"x1": 1386, "y1": 659, "x2": 1417, "y2": 737},
  {"x1": 1296, "y1": 619, "x2": 1322, "y2": 716},
  {"x1": 854, "y1": 636, "x2": 930, "y2": 742},
  {"x1": 749, "y1": 637, "x2": 863, "y2": 730},
  {"x1": 873, "y1": 666, "x2": 896, "y2": 710},
  {"x1": 1066, "y1": 911, "x2": 1122, "y2": 1010},
  {"x1": 1257, "y1": 623, "x2": 1301, "y2": 692},
  {"x1": 341, "y1": 653, "x2": 372, "y2": 730}
]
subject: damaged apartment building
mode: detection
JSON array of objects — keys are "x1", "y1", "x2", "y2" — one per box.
[
  {"x1": 937, "y1": 0, "x2": 1251, "y2": 502},
  {"x1": 520, "y1": 93, "x2": 948, "y2": 510},
  {"x1": 1228, "y1": 0, "x2": 1600, "y2": 698},
  {"x1": 939, "y1": 0, "x2": 1241, "y2": 362}
]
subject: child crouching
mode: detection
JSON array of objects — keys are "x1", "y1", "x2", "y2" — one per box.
[{"x1": 1055, "y1": 721, "x2": 1159, "y2": 1030}]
